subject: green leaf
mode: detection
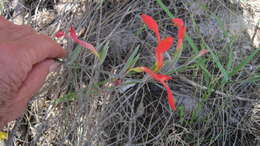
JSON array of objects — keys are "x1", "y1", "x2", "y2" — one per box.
[
  {"x1": 229, "y1": 47, "x2": 260, "y2": 77},
  {"x1": 178, "y1": 105, "x2": 185, "y2": 123},
  {"x1": 122, "y1": 45, "x2": 140, "y2": 73},
  {"x1": 53, "y1": 92, "x2": 77, "y2": 104},
  {"x1": 155, "y1": 0, "x2": 174, "y2": 18},
  {"x1": 67, "y1": 46, "x2": 82, "y2": 65},
  {"x1": 226, "y1": 37, "x2": 237, "y2": 72},
  {"x1": 186, "y1": 30, "x2": 199, "y2": 53},
  {"x1": 128, "y1": 67, "x2": 143, "y2": 73},
  {"x1": 202, "y1": 41, "x2": 229, "y2": 82},
  {"x1": 234, "y1": 74, "x2": 260, "y2": 84},
  {"x1": 99, "y1": 41, "x2": 109, "y2": 64}
]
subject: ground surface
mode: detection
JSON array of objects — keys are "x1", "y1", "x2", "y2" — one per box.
[{"x1": 0, "y1": 0, "x2": 259, "y2": 146}]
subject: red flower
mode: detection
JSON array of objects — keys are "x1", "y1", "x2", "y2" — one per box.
[
  {"x1": 155, "y1": 37, "x2": 174, "y2": 72},
  {"x1": 136, "y1": 67, "x2": 176, "y2": 111},
  {"x1": 129, "y1": 14, "x2": 187, "y2": 111},
  {"x1": 69, "y1": 27, "x2": 99, "y2": 57},
  {"x1": 141, "y1": 14, "x2": 161, "y2": 42},
  {"x1": 172, "y1": 18, "x2": 186, "y2": 51},
  {"x1": 55, "y1": 31, "x2": 65, "y2": 38},
  {"x1": 55, "y1": 26, "x2": 99, "y2": 58}
]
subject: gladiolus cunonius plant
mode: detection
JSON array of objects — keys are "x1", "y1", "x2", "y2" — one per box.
[
  {"x1": 55, "y1": 14, "x2": 187, "y2": 111},
  {"x1": 130, "y1": 14, "x2": 187, "y2": 111}
]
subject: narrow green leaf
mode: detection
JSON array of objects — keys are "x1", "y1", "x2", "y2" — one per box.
[
  {"x1": 214, "y1": 15, "x2": 228, "y2": 38},
  {"x1": 233, "y1": 74, "x2": 260, "y2": 84},
  {"x1": 229, "y1": 47, "x2": 260, "y2": 77},
  {"x1": 202, "y1": 41, "x2": 229, "y2": 82},
  {"x1": 155, "y1": 0, "x2": 174, "y2": 18},
  {"x1": 99, "y1": 41, "x2": 109, "y2": 64},
  {"x1": 222, "y1": 36, "x2": 236, "y2": 73},
  {"x1": 67, "y1": 46, "x2": 81, "y2": 65},
  {"x1": 53, "y1": 92, "x2": 77, "y2": 104},
  {"x1": 122, "y1": 45, "x2": 140, "y2": 73},
  {"x1": 178, "y1": 105, "x2": 185, "y2": 123},
  {"x1": 130, "y1": 54, "x2": 140, "y2": 69}
]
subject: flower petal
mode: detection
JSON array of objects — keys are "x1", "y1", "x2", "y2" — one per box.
[
  {"x1": 172, "y1": 18, "x2": 184, "y2": 28},
  {"x1": 161, "y1": 82, "x2": 176, "y2": 111},
  {"x1": 155, "y1": 53, "x2": 163, "y2": 72},
  {"x1": 141, "y1": 67, "x2": 172, "y2": 82},
  {"x1": 55, "y1": 26, "x2": 100, "y2": 58},
  {"x1": 55, "y1": 31, "x2": 65, "y2": 38},
  {"x1": 156, "y1": 37, "x2": 174, "y2": 53},
  {"x1": 141, "y1": 14, "x2": 161, "y2": 41},
  {"x1": 69, "y1": 27, "x2": 99, "y2": 57},
  {"x1": 69, "y1": 26, "x2": 78, "y2": 40},
  {"x1": 172, "y1": 18, "x2": 186, "y2": 51},
  {"x1": 75, "y1": 39, "x2": 98, "y2": 56},
  {"x1": 140, "y1": 67, "x2": 176, "y2": 111},
  {"x1": 156, "y1": 74, "x2": 172, "y2": 81},
  {"x1": 140, "y1": 67, "x2": 159, "y2": 80},
  {"x1": 155, "y1": 37, "x2": 174, "y2": 71}
]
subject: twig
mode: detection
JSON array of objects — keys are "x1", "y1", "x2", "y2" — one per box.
[{"x1": 178, "y1": 75, "x2": 256, "y2": 102}]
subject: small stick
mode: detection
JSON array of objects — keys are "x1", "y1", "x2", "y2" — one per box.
[{"x1": 178, "y1": 75, "x2": 256, "y2": 102}]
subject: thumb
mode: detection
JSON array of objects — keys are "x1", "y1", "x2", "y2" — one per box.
[
  {"x1": 17, "y1": 59, "x2": 59, "y2": 102},
  {"x1": 0, "y1": 60, "x2": 59, "y2": 127}
]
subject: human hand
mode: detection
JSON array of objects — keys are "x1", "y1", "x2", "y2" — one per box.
[{"x1": 0, "y1": 16, "x2": 66, "y2": 129}]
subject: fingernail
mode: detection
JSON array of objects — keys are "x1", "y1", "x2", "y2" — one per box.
[{"x1": 49, "y1": 62, "x2": 59, "y2": 73}]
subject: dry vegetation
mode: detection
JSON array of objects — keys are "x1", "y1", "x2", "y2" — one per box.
[{"x1": 1, "y1": 0, "x2": 259, "y2": 145}]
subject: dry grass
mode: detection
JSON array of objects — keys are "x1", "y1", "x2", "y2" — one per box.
[{"x1": 1, "y1": 0, "x2": 259, "y2": 145}]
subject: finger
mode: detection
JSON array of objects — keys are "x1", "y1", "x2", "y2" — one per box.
[
  {"x1": 0, "y1": 60, "x2": 57, "y2": 129},
  {"x1": 7, "y1": 33, "x2": 66, "y2": 65},
  {"x1": 0, "y1": 16, "x2": 34, "y2": 41},
  {"x1": 0, "y1": 16, "x2": 12, "y2": 28},
  {"x1": 0, "y1": 25, "x2": 34, "y2": 42},
  {"x1": 16, "y1": 59, "x2": 57, "y2": 101},
  {"x1": 0, "y1": 17, "x2": 66, "y2": 62}
]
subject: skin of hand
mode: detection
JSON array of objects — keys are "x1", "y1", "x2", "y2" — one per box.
[{"x1": 0, "y1": 16, "x2": 66, "y2": 129}]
